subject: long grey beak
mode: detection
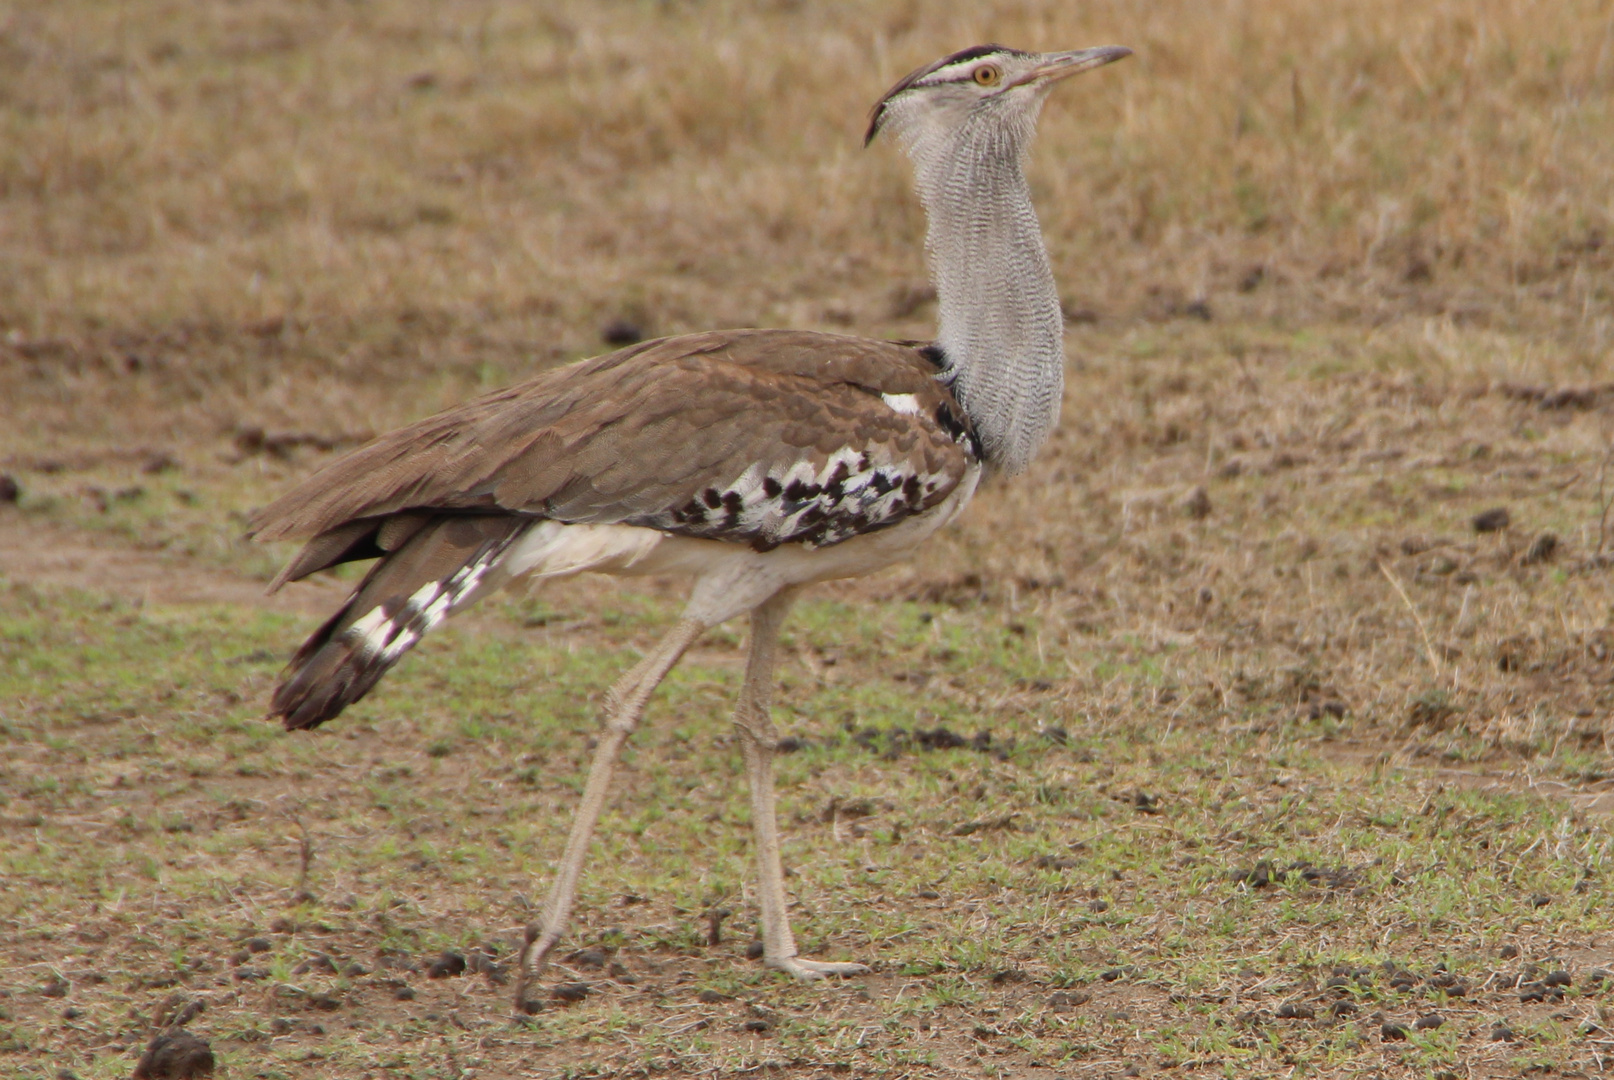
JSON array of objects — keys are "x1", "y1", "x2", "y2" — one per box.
[{"x1": 1012, "y1": 45, "x2": 1133, "y2": 88}]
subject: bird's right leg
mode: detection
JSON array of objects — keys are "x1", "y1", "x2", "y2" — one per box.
[
  {"x1": 733, "y1": 592, "x2": 869, "y2": 981},
  {"x1": 513, "y1": 615, "x2": 707, "y2": 1012}
]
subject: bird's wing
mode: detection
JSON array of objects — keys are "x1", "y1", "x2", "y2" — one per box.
[{"x1": 250, "y1": 329, "x2": 978, "y2": 582}]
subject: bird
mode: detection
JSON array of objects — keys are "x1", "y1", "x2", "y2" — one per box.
[{"x1": 246, "y1": 42, "x2": 1131, "y2": 1010}]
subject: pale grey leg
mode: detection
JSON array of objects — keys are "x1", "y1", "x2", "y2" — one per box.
[
  {"x1": 514, "y1": 616, "x2": 707, "y2": 1011},
  {"x1": 733, "y1": 591, "x2": 869, "y2": 980}
]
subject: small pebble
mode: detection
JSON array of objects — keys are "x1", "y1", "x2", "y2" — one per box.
[
  {"x1": 131, "y1": 1031, "x2": 215, "y2": 1079},
  {"x1": 426, "y1": 951, "x2": 467, "y2": 979},
  {"x1": 551, "y1": 982, "x2": 591, "y2": 1003}
]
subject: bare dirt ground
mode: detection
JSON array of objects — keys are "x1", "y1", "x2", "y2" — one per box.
[{"x1": 4, "y1": 2, "x2": 1614, "y2": 1078}]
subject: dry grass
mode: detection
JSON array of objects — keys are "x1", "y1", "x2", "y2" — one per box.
[
  {"x1": 3, "y1": 0, "x2": 1612, "y2": 445},
  {"x1": 4, "y1": 1, "x2": 1614, "y2": 1077}
]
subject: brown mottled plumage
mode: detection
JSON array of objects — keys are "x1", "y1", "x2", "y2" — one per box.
[
  {"x1": 253, "y1": 330, "x2": 972, "y2": 555},
  {"x1": 250, "y1": 329, "x2": 976, "y2": 730}
]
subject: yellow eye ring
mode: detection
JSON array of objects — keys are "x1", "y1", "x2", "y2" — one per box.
[{"x1": 973, "y1": 64, "x2": 1002, "y2": 87}]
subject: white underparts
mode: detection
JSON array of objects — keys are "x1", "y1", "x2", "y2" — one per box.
[{"x1": 493, "y1": 461, "x2": 982, "y2": 628}]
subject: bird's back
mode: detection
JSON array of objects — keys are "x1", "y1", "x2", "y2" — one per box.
[{"x1": 252, "y1": 328, "x2": 981, "y2": 729}]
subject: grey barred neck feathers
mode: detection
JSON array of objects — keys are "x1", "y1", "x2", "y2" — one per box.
[{"x1": 869, "y1": 44, "x2": 1127, "y2": 476}]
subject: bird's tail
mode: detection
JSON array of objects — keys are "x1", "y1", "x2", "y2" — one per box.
[{"x1": 270, "y1": 515, "x2": 530, "y2": 730}]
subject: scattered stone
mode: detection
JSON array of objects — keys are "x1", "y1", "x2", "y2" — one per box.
[
  {"x1": 601, "y1": 319, "x2": 644, "y2": 347},
  {"x1": 741, "y1": 1019, "x2": 771, "y2": 1033},
  {"x1": 1181, "y1": 485, "x2": 1212, "y2": 519},
  {"x1": 1428, "y1": 974, "x2": 1469, "y2": 997},
  {"x1": 1048, "y1": 990, "x2": 1090, "y2": 1011},
  {"x1": 0, "y1": 474, "x2": 19, "y2": 504},
  {"x1": 61, "y1": 1007, "x2": 83, "y2": 1020},
  {"x1": 1472, "y1": 507, "x2": 1511, "y2": 533},
  {"x1": 746, "y1": 941, "x2": 765, "y2": 960},
  {"x1": 1388, "y1": 969, "x2": 1419, "y2": 992},
  {"x1": 1234, "y1": 861, "x2": 1276, "y2": 888},
  {"x1": 132, "y1": 1031, "x2": 215, "y2": 1079},
  {"x1": 153, "y1": 994, "x2": 204, "y2": 1029},
  {"x1": 775, "y1": 736, "x2": 807, "y2": 754},
  {"x1": 517, "y1": 997, "x2": 543, "y2": 1015},
  {"x1": 1414, "y1": 1013, "x2": 1444, "y2": 1030},
  {"x1": 40, "y1": 977, "x2": 68, "y2": 999},
  {"x1": 268, "y1": 917, "x2": 295, "y2": 934},
  {"x1": 1491, "y1": 1024, "x2": 1516, "y2": 1042},
  {"x1": 1275, "y1": 1002, "x2": 1314, "y2": 1019},
  {"x1": 567, "y1": 949, "x2": 608, "y2": 970},
  {"x1": 426, "y1": 951, "x2": 467, "y2": 979},
  {"x1": 1543, "y1": 969, "x2": 1572, "y2": 987},
  {"x1": 1328, "y1": 1001, "x2": 1357, "y2": 1019},
  {"x1": 1518, "y1": 981, "x2": 1562, "y2": 1003},
  {"x1": 467, "y1": 948, "x2": 508, "y2": 984},
  {"x1": 1522, "y1": 532, "x2": 1560, "y2": 565},
  {"x1": 551, "y1": 982, "x2": 591, "y2": 1003},
  {"x1": 915, "y1": 726, "x2": 967, "y2": 750},
  {"x1": 1530, "y1": 894, "x2": 1551, "y2": 908},
  {"x1": 1587, "y1": 967, "x2": 1612, "y2": 987},
  {"x1": 305, "y1": 992, "x2": 342, "y2": 1011},
  {"x1": 1381, "y1": 1021, "x2": 1408, "y2": 1041},
  {"x1": 1033, "y1": 855, "x2": 1079, "y2": 871},
  {"x1": 697, "y1": 989, "x2": 730, "y2": 1004},
  {"x1": 233, "y1": 967, "x2": 269, "y2": 982},
  {"x1": 393, "y1": 986, "x2": 415, "y2": 1001},
  {"x1": 292, "y1": 954, "x2": 336, "y2": 975},
  {"x1": 705, "y1": 907, "x2": 733, "y2": 946},
  {"x1": 1498, "y1": 944, "x2": 1520, "y2": 959}
]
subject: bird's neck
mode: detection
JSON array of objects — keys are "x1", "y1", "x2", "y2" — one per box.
[{"x1": 916, "y1": 139, "x2": 1064, "y2": 476}]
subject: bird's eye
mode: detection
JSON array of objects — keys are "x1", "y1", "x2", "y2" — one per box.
[{"x1": 972, "y1": 64, "x2": 1002, "y2": 87}]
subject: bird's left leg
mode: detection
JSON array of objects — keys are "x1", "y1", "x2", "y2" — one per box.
[
  {"x1": 513, "y1": 615, "x2": 708, "y2": 1012},
  {"x1": 733, "y1": 590, "x2": 870, "y2": 980}
]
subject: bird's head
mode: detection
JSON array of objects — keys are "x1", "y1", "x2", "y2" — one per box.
[{"x1": 865, "y1": 43, "x2": 1131, "y2": 156}]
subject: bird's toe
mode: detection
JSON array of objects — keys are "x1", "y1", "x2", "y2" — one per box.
[{"x1": 769, "y1": 956, "x2": 870, "y2": 980}]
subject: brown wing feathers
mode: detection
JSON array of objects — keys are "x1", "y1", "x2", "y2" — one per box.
[{"x1": 253, "y1": 329, "x2": 976, "y2": 729}]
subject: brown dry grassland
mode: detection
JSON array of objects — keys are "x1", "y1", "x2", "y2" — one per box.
[{"x1": 5, "y1": 1, "x2": 1614, "y2": 1078}]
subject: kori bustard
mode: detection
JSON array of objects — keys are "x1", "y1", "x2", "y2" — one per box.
[{"x1": 249, "y1": 43, "x2": 1130, "y2": 1008}]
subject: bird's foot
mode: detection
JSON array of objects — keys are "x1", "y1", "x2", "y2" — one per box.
[{"x1": 766, "y1": 955, "x2": 870, "y2": 981}]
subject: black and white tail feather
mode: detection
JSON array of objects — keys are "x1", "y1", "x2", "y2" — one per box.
[{"x1": 271, "y1": 516, "x2": 530, "y2": 730}]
